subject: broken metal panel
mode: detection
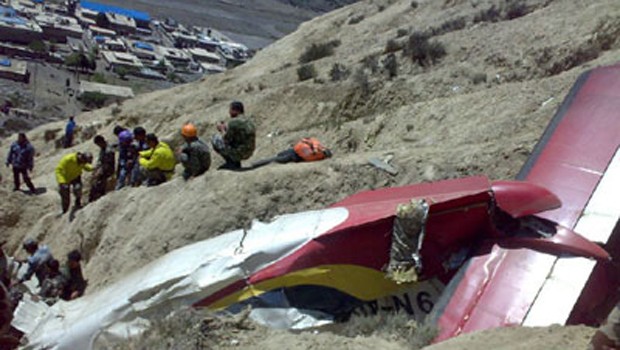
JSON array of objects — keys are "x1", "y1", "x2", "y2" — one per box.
[{"x1": 13, "y1": 208, "x2": 349, "y2": 350}]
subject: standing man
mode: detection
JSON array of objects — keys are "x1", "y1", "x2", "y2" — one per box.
[
  {"x1": 211, "y1": 101, "x2": 256, "y2": 170},
  {"x1": 138, "y1": 133, "x2": 176, "y2": 186},
  {"x1": 64, "y1": 116, "x2": 76, "y2": 148},
  {"x1": 178, "y1": 123, "x2": 210, "y2": 180},
  {"x1": 89, "y1": 135, "x2": 115, "y2": 202},
  {"x1": 55, "y1": 152, "x2": 93, "y2": 214},
  {"x1": 5, "y1": 133, "x2": 36, "y2": 194},
  {"x1": 115, "y1": 130, "x2": 136, "y2": 190},
  {"x1": 130, "y1": 127, "x2": 148, "y2": 187}
]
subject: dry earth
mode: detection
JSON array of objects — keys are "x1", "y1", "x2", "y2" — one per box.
[{"x1": 2, "y1": 0, "x2": 620, "y2": 348}]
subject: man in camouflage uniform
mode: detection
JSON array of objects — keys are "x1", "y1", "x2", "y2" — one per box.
[
  {"x1": 211, "y1": 101, "x2": 256, "y2": 170},
  {"x1": 179, "y1": 123, "x2": 211, "y2": 180},
  {"x1": 89, "y1": 135, "x2": 115, "y2": 202}
]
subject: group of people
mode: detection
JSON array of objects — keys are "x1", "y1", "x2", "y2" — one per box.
[
  {"x1": 53, "y1": 100, "x2": 256, "y2": 214},
  {"x1": 4, "y1": 100, "x2": 337, "y2": 215},
  {"x1": 0, "y1": 239, "x2": 87, "y2": 307}
]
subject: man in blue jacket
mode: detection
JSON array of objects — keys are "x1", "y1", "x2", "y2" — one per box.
[
  {"x1": 5, "y1": 133, "x2": 36, "y2": 194},
  {"x1": 64, "y1": 116, "x2": 76, "y2": 148}
]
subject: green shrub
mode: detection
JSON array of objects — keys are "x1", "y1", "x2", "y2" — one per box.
[
  {"x1": 430, "y1": 17, "x2": 467, "y2": 36},
  {"x1": 396, "y1": 28, "x2": 409, "y2": 38},
  {"x1": 349, "y1": 14, "x2": 365, "y2": 25},
  {"x1": 385, "y1": 39, "x2": 404, "y2": 54},
  {"x1": 79, "y1": 92, "x2": 107, "y2": 109},
  {"x1": 167, "y1": 72, "x2": 184, "y2": 83},
  {"x1": 471, "y1": 72, "x2": 487, "y2": 85},
  {"x1": 383, "y1": 53, "x2": 398, "y2": 79},
  {"x1": 91, "y1": 73, "x2": 107, "y2": 84},
  {"x1": 362, "y1": 54, "x2": 380, "y2": 74},
  {"x1": 28, "y1": 40, "x2": 47, "y2": 53},
  {"x1": 329, "y1": 63, "x2": 350, "y2": 82},
  {"x1": 353, "y1": 68, "x2": 370, "y2": 96},
  {"x1": 299, "y1": 40, "x2": 341, "y2": 64},
  {"x1": 297, "y1": 64, "x2": 317, "y2": 81},
  {"x1": 405, "y1": 32, "x2": 447, "y2": 67},
  {"x1": 473, "y1": 5, "x2": 501, "y2": 23},
  {"x1": 505, "y1": 1, "x2": 528, "y2": 20}
]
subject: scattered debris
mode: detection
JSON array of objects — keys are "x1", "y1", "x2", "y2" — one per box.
[{"x1": 368, "y1": 154, "x2": 398, "y2": 175}]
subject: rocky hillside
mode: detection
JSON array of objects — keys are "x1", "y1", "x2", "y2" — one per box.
[{"x1": 1, "y1": 0, "x2": 619, "y2": 346}]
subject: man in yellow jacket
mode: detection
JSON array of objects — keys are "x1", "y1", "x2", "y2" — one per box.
[
  {"x1": 55, "y1": 152, "x2": 93, "y2": 214},
  {"x1": 138, "y1": 133, "x2": 176, "y2": 186}
]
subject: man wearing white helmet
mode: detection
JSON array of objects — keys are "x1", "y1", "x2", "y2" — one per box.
[{"x1": 55, "y1": 151, "x2": 93, "y2": 214}]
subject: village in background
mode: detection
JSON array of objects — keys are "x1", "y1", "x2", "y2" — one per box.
[{"x1": 0, "y1": 0, "x2": 254, "y2": 137}]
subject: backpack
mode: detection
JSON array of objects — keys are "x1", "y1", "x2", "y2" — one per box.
[{"x1": 293, "y1": 138, "x2": 332, "y2": 162}]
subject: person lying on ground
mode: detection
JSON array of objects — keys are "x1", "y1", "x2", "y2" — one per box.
[{"x1": 251, "y1": 137, "x2": 333, "y2": 169}]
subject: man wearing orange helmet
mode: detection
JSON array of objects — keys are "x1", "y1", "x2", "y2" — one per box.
[{"x1": 178, "y1": 123, "x2": 211, "y2": 180}]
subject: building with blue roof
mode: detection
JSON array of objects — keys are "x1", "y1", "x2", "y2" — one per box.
[
  {"x1": 79, "y1": 1, "x2": 150, "y2": 27},
  {"x1": 0, "y1": 6, "x2": 43, "y2": 45}
]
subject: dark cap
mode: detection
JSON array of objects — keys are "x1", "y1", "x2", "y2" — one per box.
[
  {"x1": 146, "y1": 133, "x2": 158, "y2": 143},
  {"x1": 67, "y1": 249, "x2": 82, "y2": 262},
  {"x1": 93, "y1": 135, "x2": 105, "y2": 144},
  {"x1": 133, "y1": 126, "x2": 146, "y2": 136},
  {"x1": 230, "y1": 101, "x2": 244, "y2": 114},
  {"x1": 23, "y1": 238, "x2": 37, "y2": 249},
  {"x1": 113, "y1": 125, "x2": 126, "y2": 136},
  {"x1": 47, "y1": 259, "x2": 60, "y2": 271}
]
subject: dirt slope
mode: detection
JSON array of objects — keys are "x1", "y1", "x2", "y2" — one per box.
[{"x1": 1, "y1": 0, "x2": 619, "y2": 347}]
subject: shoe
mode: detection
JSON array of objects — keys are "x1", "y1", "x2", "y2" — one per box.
[{"x1": 217, "y1": 161, "x2": 241, "y2": 171}]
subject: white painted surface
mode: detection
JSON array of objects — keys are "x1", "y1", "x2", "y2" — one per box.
[
  {"x1": 13, "y1": 208, "x2": 349, "y2": 350},
  {"x1": 524, "y1": 148, "x2": 620, "y2": 326}
]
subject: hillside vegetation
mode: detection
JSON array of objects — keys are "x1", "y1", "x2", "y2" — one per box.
[{"x1": 1, "y1": 0, "x2": 620, "y2": 347}]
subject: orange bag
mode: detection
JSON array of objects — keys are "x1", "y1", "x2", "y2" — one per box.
[{"x1": 293, "y1": 137, "x2": 331, "y2": 162}]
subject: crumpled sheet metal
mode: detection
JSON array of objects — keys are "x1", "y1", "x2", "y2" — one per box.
[
  {"x1": 13, "y1": 208, "x2": 349, "y2": 350},
  {"x1": 386, "y1": 199, "x2": 429, "y2": 284}
]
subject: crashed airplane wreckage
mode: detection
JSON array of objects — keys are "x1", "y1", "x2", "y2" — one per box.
[
  {"x1": 12, "y1": 176, "x2": 609, "y2": 349},
  {"x1": 11, "y1": 63, "x2": 620, "y2": 349}
]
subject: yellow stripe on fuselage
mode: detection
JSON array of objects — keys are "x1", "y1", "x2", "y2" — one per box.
[{"x1": 208, "y1": 264, "x2": 410, "y2": 310}]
